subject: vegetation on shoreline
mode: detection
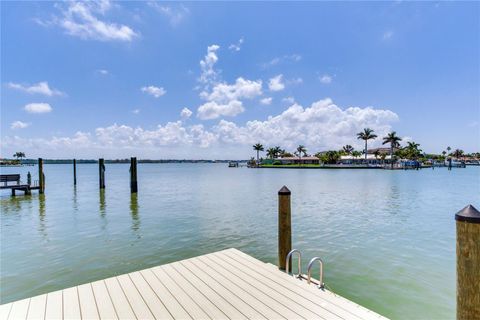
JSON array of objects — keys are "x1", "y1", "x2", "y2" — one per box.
[{"x1": 251, "y1": 129, "x2": 479, "y2": 166}]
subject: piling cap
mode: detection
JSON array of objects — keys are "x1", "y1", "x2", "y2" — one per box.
[
  {"x1": 278, "y1": 186, "x2": 291, "y2": 195},
  {"x1": 455, "y1": 204, "x2": 480, "y2": 224}
]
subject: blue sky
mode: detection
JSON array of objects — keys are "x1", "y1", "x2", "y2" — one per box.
[{"x1": 1, "y1": 1, "x2": 479, "y2": 159}]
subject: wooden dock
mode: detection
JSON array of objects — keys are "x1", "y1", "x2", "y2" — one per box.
[{"x1": 0, "y1": 248, "x2": 386, "y2": 320}]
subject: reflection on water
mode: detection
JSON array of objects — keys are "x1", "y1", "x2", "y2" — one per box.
[
  {"x1": 130, "y1": 193, "x2": 140, "y2": 232},
  {"x1": 38, "y1": 194, "x2": 46, "y2": 217},
  {"x1": 99, "y1": 189, "x2": 106, "y2": 216},
  {"x1": 0, "y1": 163, "x2": 479, "y2": 319}
]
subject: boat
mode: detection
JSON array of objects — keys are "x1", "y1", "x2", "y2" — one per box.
[
  {"x1": 445, "y1": 159, "x2": 466, "y2": 168},
  {"x1": 228, "y1": 161, "x2": 239, "y2": 167}
]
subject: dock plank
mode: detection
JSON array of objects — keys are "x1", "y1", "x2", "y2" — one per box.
[
  {"x1": 45, "y1": 290, "x2": 62, "y2": 320},
  {"x1": 180, "y1": 259, "x2": 268, "y2": 320},
  {"x1": 63, "y1": 287, "x2": 81, "y2": 320},
  {"x1": 0, "y1": 304, "x2": 12, "y2": 320},
  {"x1": 162, "y1": 264, "x2": 226, "y2": 320},
  {"x1": 139, "y1": 269, "x2": 192, "y2": 320},
  {"x1": 116, "y1": 274, "x2": 154, "y2": 319},
  {"x1": 78, "y1": 283, "x2": 100, "y2": 320},
  {"x1": 169, "y1": 262, "x2": 247, "y2": 320},
  {"x1": 192, "y1": 255, "x2": 298, "y2": 319},
  {"x1": 91, "y1": 280, "x2": 118, "y2": 320},
  {"x1": 151, "y1": 265, "x2": 209, "y2": 319},
  {"x1": 103, "y1": 278, "x2": 136, "y2": 320},
  {"x1": 128, "y1": 272, "x2": 173, "y2": 319},
  {"x1": 6, "y1": 298, "x2": 29, "y2": 320},
  {"x1": 26, "y1": 294, "x2": 46, "y2": 320}
]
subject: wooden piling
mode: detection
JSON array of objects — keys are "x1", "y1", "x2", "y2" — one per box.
[
  {"x1": 73, "y1": 159, "x2": 77, "y2": 185},
  {"x1": 278, "y1": 186, "x2": 292, "y2": 271},
  {"x1": 455, "y1": 204, "x2": 480, "y2": 320},
  {"x1": 99, "y1": 158, "x2": 105, "y2": 189},
  {"x1": 130, "y1": 157, "x2": 138, "y2": 193},
  {"x1": 38, "y1": 158, "x2": 45, "y2": 194}
]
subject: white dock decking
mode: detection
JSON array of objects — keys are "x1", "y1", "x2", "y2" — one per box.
[{"x1": 0, "y1": 248, "x2": 387, "y2": 319}]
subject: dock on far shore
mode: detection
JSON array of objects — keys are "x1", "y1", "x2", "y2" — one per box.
[{"x1": 0, "y1": 248, "x2": 387, "y2": 320}]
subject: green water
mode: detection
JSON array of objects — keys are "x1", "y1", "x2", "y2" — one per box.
[{"x1": 1, "y1": 163, "x2": 479, "y2": 319}]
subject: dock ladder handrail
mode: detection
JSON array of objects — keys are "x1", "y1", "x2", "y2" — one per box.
[
  {"x1": 307, "y1": 257, "x2": 324, "y2": 289},
  {"x1": 285, "y1": 249, "x2": 302, "y2": 277}
]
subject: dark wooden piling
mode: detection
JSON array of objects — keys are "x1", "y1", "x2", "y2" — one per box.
[
  {"x1": 130, "y1": 157, "x2": 138, "y2": 193},
  {"x1": 38, "y1": 158, "x2": 45, "y2": 194},
  {"x1": 278, "y1": 186, "x2": 292, "y2": 271},
  {"x1": 73, "y1": 159, "x2": 77, "y2": 185},
  {"x1": 455, "y1": 204, "x2": 480, "y2": 320},
  {"x1": 99, "y1": 158, "x2": 105, "y2": 189}
]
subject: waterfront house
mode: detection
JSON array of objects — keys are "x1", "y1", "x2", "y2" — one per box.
[
  {"x1": 339, "y1": 154, "x2": 392, "y2": 165},
  {"x1": 276, "y1": 156, "x2": 320, "y2": 165}
]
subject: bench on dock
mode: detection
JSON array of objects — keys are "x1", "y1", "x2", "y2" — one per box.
[
  {"x1": 0, "y1": 174, "x2": 21, "y2": 187},
  {"x1": 0, "y1": 174, "x2": 40, "y2": 195},
  {"x1": 0, "y1": 248, "x2": 387, "y2": 320}
]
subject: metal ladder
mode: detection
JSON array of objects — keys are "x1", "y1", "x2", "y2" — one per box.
[{"x1": 285, "y1": 249, "x2": 324, "y2": 289}]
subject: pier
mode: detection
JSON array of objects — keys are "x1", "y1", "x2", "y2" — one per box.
[
  {"x1": 0, "y1": 248, "x2": 386, "y2": 320},
  {"x1": 0, "y1": 174, "x2": 40, "y2": 196}
]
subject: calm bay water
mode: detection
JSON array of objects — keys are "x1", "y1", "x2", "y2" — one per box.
[{"x1": 1, "y1": 163, "x2": 479, "y2": 319}]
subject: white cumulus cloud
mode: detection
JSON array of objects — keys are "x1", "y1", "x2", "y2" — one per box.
[
  {"x1": 11, "y1": 121, "x2": 30, "y2": 129},
  {"x1": 148, "y1": 2, "x2": 190, "y2": 26},
  {"x1": 197, "y1": 100, "x2": 245, "y2": 120},
  {"x1": 42, "y1": 1, "x2": 137, "y2": 42},
  {"x1": 8, "y1": 81, "x2": 63, "y2": 96},
  {"x1": 269, "y1": 74, "x2": 285, "y2": 91},
  {"x1": 319, "y1": 74, "x2": 332, "y2": 84},
  {"x1": 141, "y1": 86, "x2": 166, "y2": 98},
  {"x1": 180, "y1": 107, "x2": 193, "y2": 119},
  {"x1": 24, "y1": 103, "x2": 52, "y2": 114},
  {"x1": 199, "y1": 44, "x2": 220, "y2": 85},
  {"x1": 228, "y1": 37, "x2": 244, "y2": 52},
  {"x1": 202, "y1": 77, "x2": 262, "y2": 103},
  {"x1": 260, "y1": 97, "x2": 272, "y2": 105}
]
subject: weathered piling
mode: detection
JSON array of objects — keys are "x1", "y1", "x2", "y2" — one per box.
[
  {"x1": 278, "y1": 186, "x2": 292, "y2": 271},
  {"x1": 38, "y1": 158, "x2": 45, "y2": 194},
  {"x1": 73, "y1": 159, "x2": 77, "y2": 185},
  {"x1": 130, "y1": 157, "x2": 138, "y2": 193},
  {"x1": 99, "y1": 158, "x2": 105, "y2": 189},
  {"x1": 455, "y1": 204, "x2": 480, "y2": 320}
]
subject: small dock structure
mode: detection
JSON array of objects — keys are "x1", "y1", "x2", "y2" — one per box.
[
  {"x1": 0, "y1": 248, "x2": 386, "y2": 320},
  {"x1": 0, "y1": 174, "x2": 40, "y2": 196}
]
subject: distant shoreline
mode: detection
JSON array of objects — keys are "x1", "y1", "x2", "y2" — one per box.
[{"x1": 1, "y1": 159, "x2": 248, "y2": 165}]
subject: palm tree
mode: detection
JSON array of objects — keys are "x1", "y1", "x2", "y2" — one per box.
[
  {"x1": 13, "y1": 152, "x2": 26, "y2": 162},
  {"x1": 352, "y1": 150, "x2": 362, "y2": 158},
  {"x1": 452, "y1": 149, "x2": 464, "y2": 158},
  {"x1": 357, "y1": 128, "x2": 377, "y2": 160},
  {"x1": 447, "y1": 146, "x2": 451, "y2": 156},
  {"x1": 406, "y1": 142, "x2": 422, "y2": 160},
  {"x1": 342, "y1": 145, "x2": 354, "y2": 155},
  {"x1": 273, "y1": 146, "x2": 282, "y2": 158},
  {"x1": 382, "y1": 132, "x2": 402, "y2": 169},
  {"x1": 296, "y1": 145, "x2": 307, "y2": 159},
  {"x1": 266, "y1": 147, "x2": 276, "y2": 159},
  {"x1": 253, "y1": 143, "x2": 264, "y2": 164}
]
